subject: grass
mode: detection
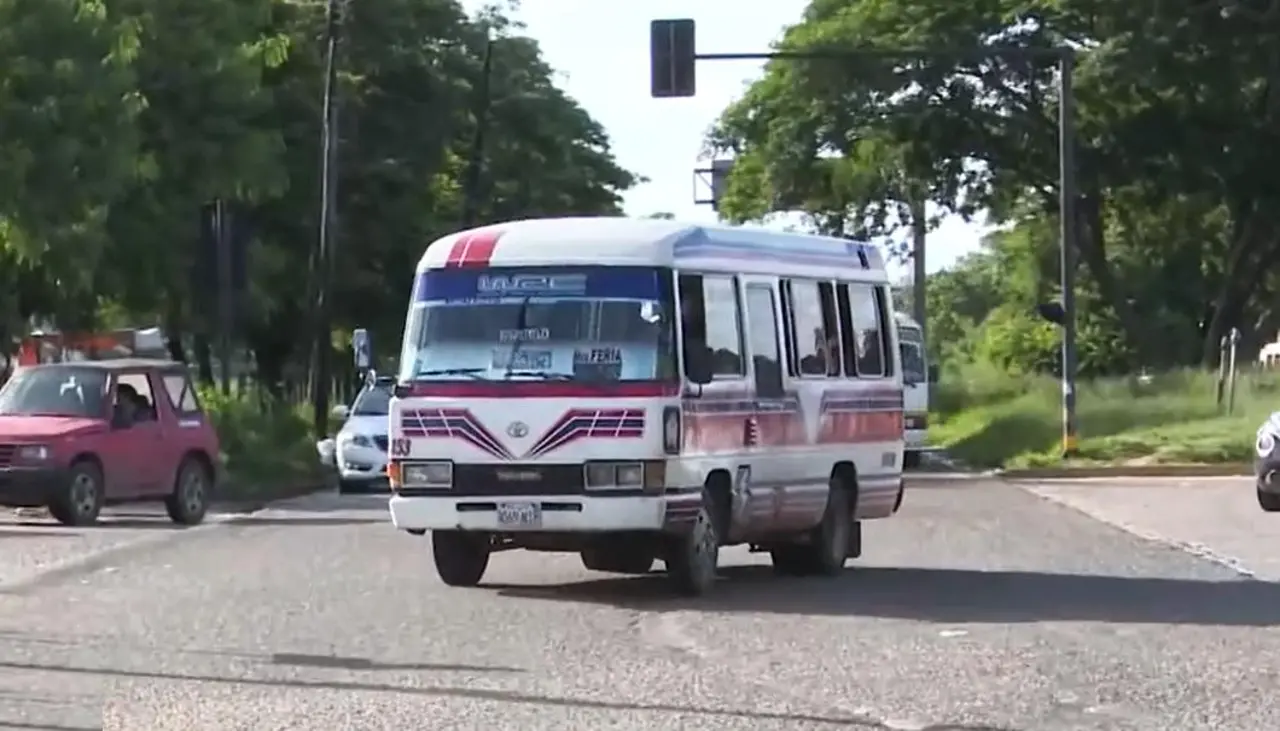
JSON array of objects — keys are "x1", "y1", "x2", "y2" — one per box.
[
  {"x1": 930, "y1": 365, "x2": 1276, "y2": 469},
  {"x1": 199, "y1": 387, "x2": 329, "y2": 501}
]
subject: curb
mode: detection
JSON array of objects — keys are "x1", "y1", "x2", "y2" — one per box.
[
  {"x1": 996, "y1": 463, "x2": 1252, "y2": 480},
  {"x1": 214, "y1": 475, "x2": 335, "y2": 514}
]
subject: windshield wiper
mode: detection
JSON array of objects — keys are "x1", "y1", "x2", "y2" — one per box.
[
  {"x1": 415, "y1": 368, "x2": 488, "y2": 380},
  {"x1": 504, "y1": 370, "x2": 576, "y2": 381}
]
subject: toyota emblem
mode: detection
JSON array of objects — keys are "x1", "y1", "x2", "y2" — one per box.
[{"x1": 506, "y1": 421, "x2": 529, "y2": 438}]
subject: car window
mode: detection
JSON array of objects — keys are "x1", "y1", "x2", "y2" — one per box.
[
  {"x1": 161, "y1": 372, "x2": 202, "y2": 414},
  {"x1": 0, "y1": 367, "x2": 109, "y2": 418},
  {"x1": 115, "y1": 373, "x2": 158, "y2": 423}
]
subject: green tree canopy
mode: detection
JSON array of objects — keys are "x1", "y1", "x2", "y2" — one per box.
[
  {"x1": 707, "y1": 0, "x2": 1280, "y2": 375},
  {"x1": 0, "y1": 0, "x2": 636, "y2": 388}
]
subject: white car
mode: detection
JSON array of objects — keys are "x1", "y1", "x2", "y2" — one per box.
[{"x1": 331, "y1": 379, "x2": 393, "y2": 493}]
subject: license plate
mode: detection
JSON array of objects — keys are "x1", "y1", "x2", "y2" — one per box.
[{"x1": 496, "y1": 501, "x2": 541, "y2": 528}]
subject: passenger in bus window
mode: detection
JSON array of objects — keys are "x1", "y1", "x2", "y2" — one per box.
[
  {"x1": 800, "y1": 327, "x2": 827, "y2": 375},
  {"x1": 827, "y1": 337, "x2": 842, "y2": 376}
]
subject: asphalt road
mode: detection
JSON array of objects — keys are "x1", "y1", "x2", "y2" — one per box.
[{"x1": 0, "y1": 476, "x2": 1276, "y2": 731}]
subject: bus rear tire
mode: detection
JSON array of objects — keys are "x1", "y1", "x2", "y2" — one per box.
[
  {"x1": 771, "y1": 479, "x2": 850, "y2": 576},
  {"x1": 431, "y1": 531, "x2": 490, "y2": 587}
]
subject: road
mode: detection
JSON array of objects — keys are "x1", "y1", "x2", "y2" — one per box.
[{"x1": 0, "y1": 476, "x2": 1276, "y2": 731}]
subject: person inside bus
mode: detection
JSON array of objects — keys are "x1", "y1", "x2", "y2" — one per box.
[{"x1": 799, "y1": 327, "x2": 830, "y2": 375}]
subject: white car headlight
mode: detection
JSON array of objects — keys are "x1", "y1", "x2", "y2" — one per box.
[
  {"x1": 340, "y1": 433, "x2": 374, "y2": 449},
  {"x1": 1258, "y1": 431, "x2": 1276, "y2": 458}
]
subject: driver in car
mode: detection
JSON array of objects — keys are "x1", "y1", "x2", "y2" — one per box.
[{"x1": 114, "y1": 383, "x2": 140, "y2": 425}]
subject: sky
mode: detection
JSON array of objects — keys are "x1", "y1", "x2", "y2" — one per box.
[{"x1": 464, "y1": 0, "x2": 988, "y2": 277}]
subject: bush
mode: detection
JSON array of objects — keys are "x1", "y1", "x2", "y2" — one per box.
[
  {"x1": 931, "y1": 363, "x2": 1278, "y2": 468},
  {"x1": 199, "y1": 386, "x2": 325, "y2": 491}
]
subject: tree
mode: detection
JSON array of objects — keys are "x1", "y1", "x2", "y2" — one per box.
[
  {"x1": 0, "y1": 0, "x2": 144, "y2": 336},
  {"x1": 0, "y1": 0, "x2": 638, "y2": 399},
  {"x1": 706, "y1": 0, "x2": 1280, "y2": 374}
]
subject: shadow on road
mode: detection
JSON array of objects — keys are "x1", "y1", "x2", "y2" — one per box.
[
  {"x1": 0, "y1": 722, "x2": 100, "y2": 731},
  {"x1": 0, "y1": 658, "x2": 1003, "y2": 728},
  {"x1": 269, "y1": 652, "x2": 521, "y2": 673},
  {"x1": 0, "y1": 528, "x2": 76, "y2": 538},
  {"x1": 222, "y1": 516, "x2": 387, "y2": 527},
  {"x1": 490, "y1": 565, "x2": 1280, "y2": 626}
]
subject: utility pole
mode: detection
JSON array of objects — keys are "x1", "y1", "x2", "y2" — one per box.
[
  {"x1": 214, "y1": 199, "x2": 233, "y2": 395},
  {"x1": 909, "y1": 197, "x2": 927, "y2": 342},
  {"x1": 311, "y1": 0, "x2": 343, "y2": 438},
  {"x1": 459, "y1": 37, "x2": 495, "y2": 229}
]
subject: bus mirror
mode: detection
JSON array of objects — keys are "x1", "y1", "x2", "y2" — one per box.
[{"x1": 927, "y1": 365, "x2": 939, "y2": 384}]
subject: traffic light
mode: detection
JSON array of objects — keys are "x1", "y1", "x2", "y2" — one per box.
[
  {"x1": 1036, "y1": 301, "x2": 1065, "y2": 326},
  {"x1": 650, "y1": 19, "x2": 696, "y2": 97}
]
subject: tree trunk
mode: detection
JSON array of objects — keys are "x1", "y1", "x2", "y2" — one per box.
[
  {"x1": 193, "y1": 333, "x2": 215, "y2": 384},
  {"x1": 1199, "y1": 205, "x2": 1273, "y2": 366},
  {"x1": 1073, "y1": 190, "x2": 1149, "y2": 365}
]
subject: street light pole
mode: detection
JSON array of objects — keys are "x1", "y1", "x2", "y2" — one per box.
[{"x1": 649, "y1": 21, "x2": 1080, "y2": 457}]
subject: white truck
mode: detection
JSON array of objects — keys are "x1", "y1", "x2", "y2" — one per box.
[
  {"x1": 894, "y1": 312, "x2": 936, "y2": 467},
  {"x1": 386, "y1": 217, "x2": 907, "y2": 596}
]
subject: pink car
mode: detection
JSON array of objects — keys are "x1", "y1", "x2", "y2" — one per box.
[{"x1": 0, "y1": 359, "x2": 221, "y2": 526}]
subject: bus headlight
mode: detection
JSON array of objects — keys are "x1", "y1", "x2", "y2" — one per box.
[
  {"x1": 616, "y1": 463, "x2": 643, "y2": 486},
  {"x1": 401, "y1": 461, "x2": 453, "y2": 487},
  {"x1": 584, "y1": 461, "x2": 665, "y2": 492}
]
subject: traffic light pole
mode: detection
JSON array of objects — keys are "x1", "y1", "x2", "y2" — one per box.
[
  {"x1": 650, "y1": 19, "x2": 1079, "y2": 457},
  {"x1": 1057, "y1": 52, "x2": 1078, "y2": 456}
]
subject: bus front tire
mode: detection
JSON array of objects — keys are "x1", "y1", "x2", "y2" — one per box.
[
  {"x1": 431, "y1": 531, "x2": 490, "y2": 587},
  {"x1": 664, "y1": 501, "x2": 719, "y2": 596}
]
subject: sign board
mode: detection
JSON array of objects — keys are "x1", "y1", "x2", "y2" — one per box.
[{"x1": 352, "y1": 328, "x2": 371, "y2": 370}]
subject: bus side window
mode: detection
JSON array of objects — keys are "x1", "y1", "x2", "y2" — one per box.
[
  {"x1": 817, "y1": 281, "x2": 842, "y2": 376},
  {"x1": 847, "y1": 283, "x2": 887, "y2": 377},
  {"x1": 835, "y1": 283, "x2": 858, "y2": 377},
  {"x1": 874, "y1": 286, "x2": 894, "y2": 377},
  {"x1": 678, "y1": 273, "x2": 745, "y2": 382},
  {"x1": 744, "y1": 285, "x2": 785, "y2": 399},
  {"x1": 778, "y1": 280, "x2": 798, "y2": 377}
]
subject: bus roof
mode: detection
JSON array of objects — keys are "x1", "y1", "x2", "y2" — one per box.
[{"x1": 416, "y1": 217, "x2": 887, "y2": 280}]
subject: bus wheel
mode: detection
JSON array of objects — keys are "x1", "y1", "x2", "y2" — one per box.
[
  {"x1": 781, "y1": 478, "x2": 851, "y2": 576},
  {"x1": 664, "y1": 498, "x2": 719, "y2": 596},
  {"x1": 431, "y1": 531, "x2": 490, "y2": 587}
]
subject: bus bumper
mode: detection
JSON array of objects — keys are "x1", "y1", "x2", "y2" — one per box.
[{"x1": 389, "y1": 490, "x2": 702, "y2": 533}]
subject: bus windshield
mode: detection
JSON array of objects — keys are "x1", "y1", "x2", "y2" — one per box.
[{"x1": 399, "y1": 266, "x2": 675, "y2": 383}]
